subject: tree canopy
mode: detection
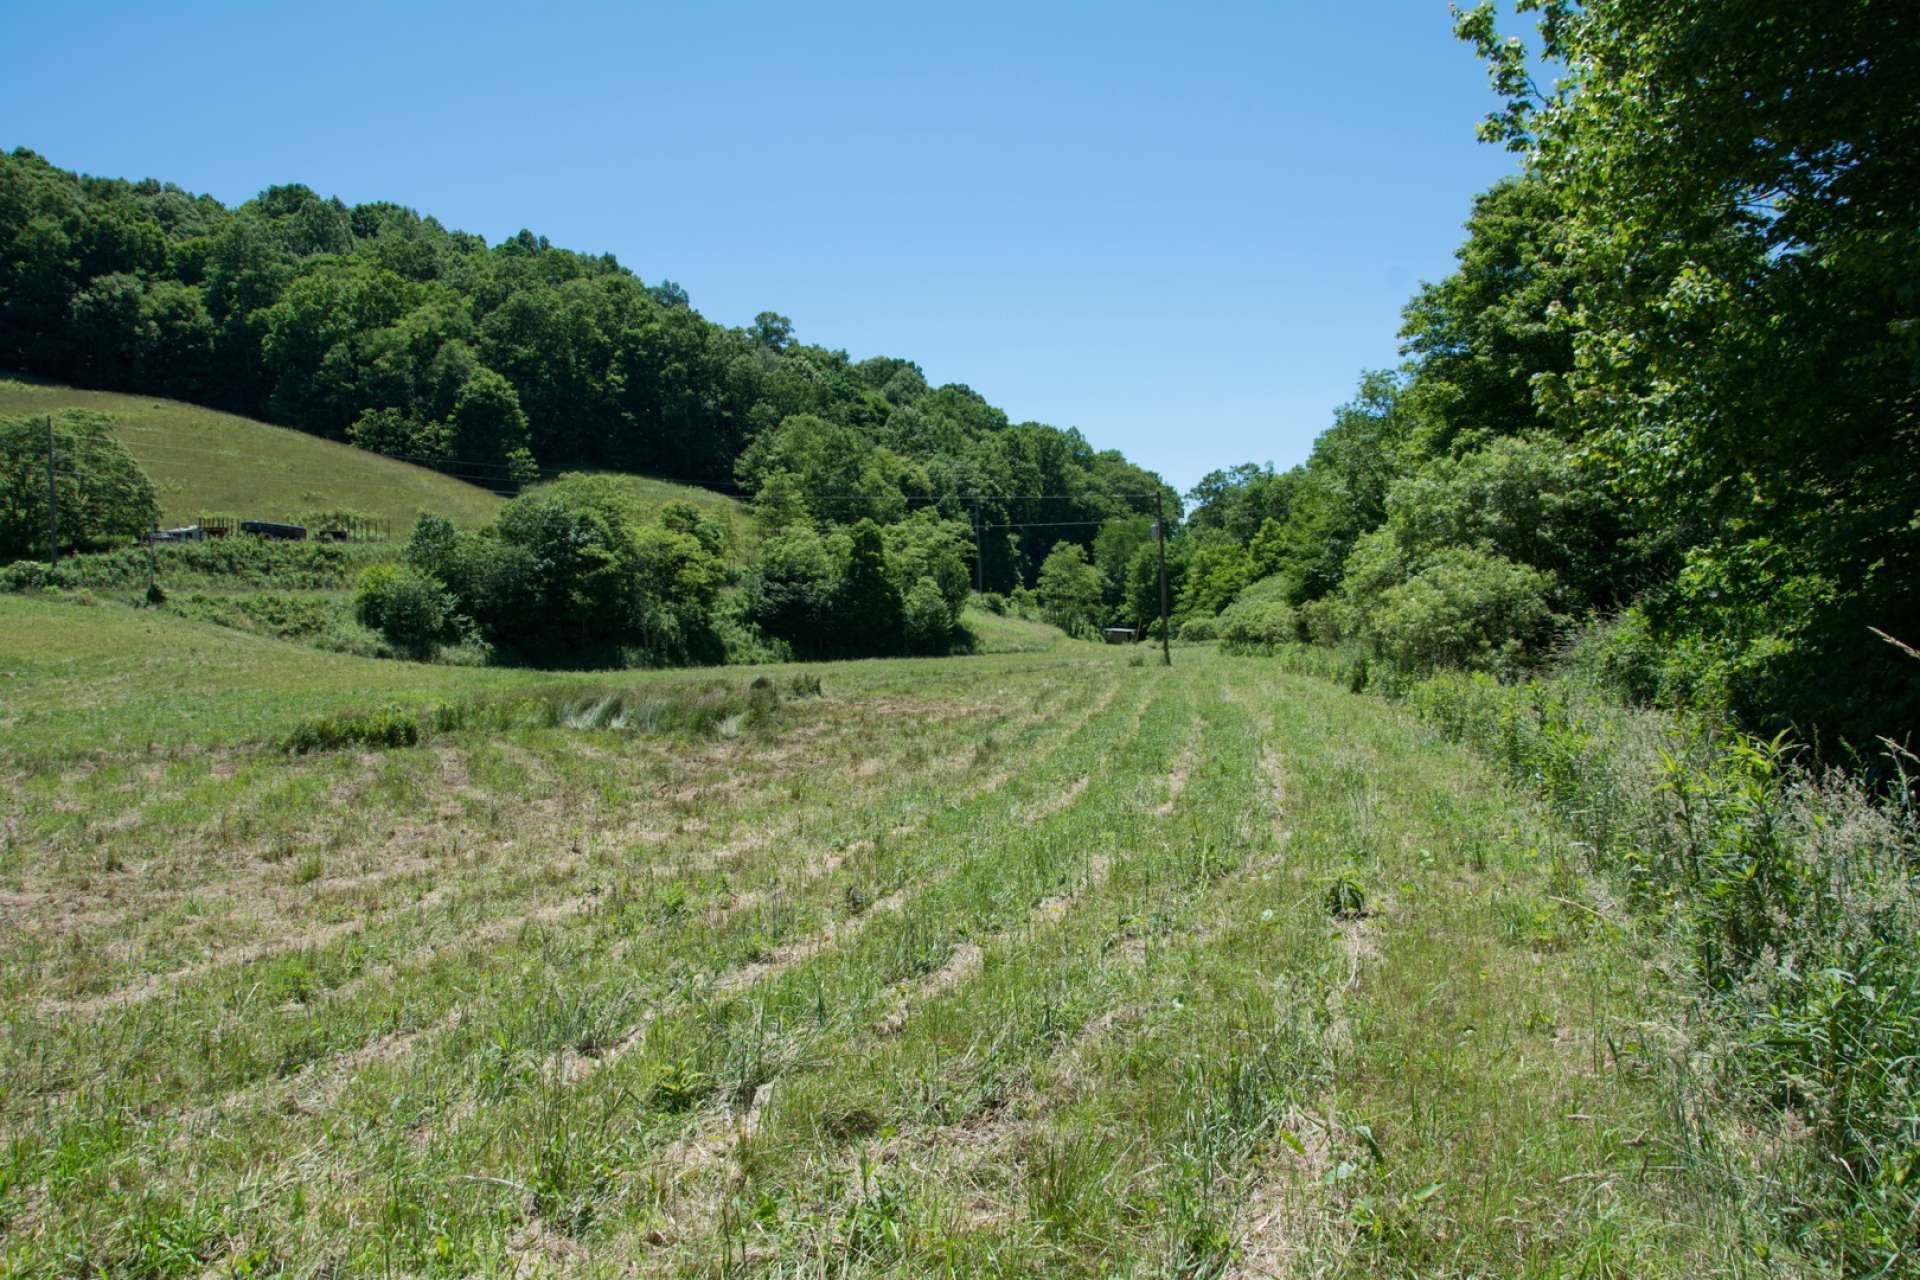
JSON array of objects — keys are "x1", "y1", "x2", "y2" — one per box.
[
  {"x1": 0, "y1": 148, "x2": 1176, "y2": 598},
  {"x1": 1160, "y1": 0, "x2": 1918, "y2": 751}
]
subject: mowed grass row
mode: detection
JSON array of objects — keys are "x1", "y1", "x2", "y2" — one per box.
[
  {"x1": 0, "y1": 646, "x2": 1143, "y2": 1270},
  {"x1": 2, "y1": 678, "x2": 1057, "y2": 1002},
  {"x1": 642, "y1": 660, "x2": 1747, "y2": 1277},
  {"x1": 1, "y1": 611, "x2": 1784, "y2": 1276}
]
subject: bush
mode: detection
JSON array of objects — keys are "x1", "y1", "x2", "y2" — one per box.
[
  {"x1": 1177, "y1": 615, "x2": 1218, "y2": 642},
  {"x1": 1556, "y1": 608, "x2": 1665, "y2": 706},
  {"x1": 0, "y1": 559, "x2": 78, "y2": 591},
  {"x1": 285, "y1": 705, "x2": 422, "y2": 753},
  {"x1": 1217, "y1": 600, "x2": 1297, "y2": 655},
  {"x1": 902, "y1": 575, "x2": 954, "y2": 653},
  {"x1": 1215, "y1": 574, "x2": 1298, "y2": 653},
  {"x1": 2, "y1": 538, "x2": 393, "y2": 594},
  {"x1": 354, "y1": 563, "x2": 456, "y2": 660},
  {"x1": 1363, "y1": 547, "x2": 1556, "y2": 676}
]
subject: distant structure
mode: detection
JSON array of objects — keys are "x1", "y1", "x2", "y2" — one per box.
[
  {"x1": 1102, "y1": 627, "x2": 1137, "y2": 644},
  {"x1": 145, "y1": 525, "x2": 205, "y2": 543},
  {"x1": 239, "y1": 520, "x2": 308, "y2": 541}
]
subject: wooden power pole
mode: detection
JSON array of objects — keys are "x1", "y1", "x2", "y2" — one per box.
[{"x1": 1154, "y1": 490, "x2": 1171, "y2": 667}]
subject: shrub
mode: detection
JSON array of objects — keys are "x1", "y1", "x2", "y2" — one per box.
[
  {"x1": 2, "y1": 538, "x2": 393, "y2": 594},
  {"x1": 1556, "y1": 607, "x2": 1665, "y2": 706},
  {"x1": 1215, "y1": 574, "x2": 1299, "y2": 653},
  {"x1": 1177, "y1": 616, "x2": 1218, "y2": 642},
  {"x1": 1363, "y1": 547, "x2": 1556, "y2": 676},
  {"x1": 1406, "y1": 668, "x2": 1920, "y2": 1265},
  {"x1": 285, "y1": 705, "x2": 422, "y2": 753},
  {"x1": 902, "y1": 575, "x2": 953, "y2": 653},
  {"x1": 354, "y1": 563, "x2": 455, "y2": 660},
  {"x1": 0, "y1": 559, "x2": 79, "y2": 591},
  {"x1": 1217, "y1": 600, "x2": 1297, "y2": 655}
]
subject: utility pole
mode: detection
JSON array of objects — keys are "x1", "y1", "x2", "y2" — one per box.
[
  {"x1": 45, "y1": 415, "x2": 58, "y2": 570},
  {"x1": 1154, "y1": 490, "x2": 1171, "y2": 667}
]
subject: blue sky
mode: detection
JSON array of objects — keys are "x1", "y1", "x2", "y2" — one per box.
[{"x1": 1, "y1": 1, "x2": 1519, "y2": 494}]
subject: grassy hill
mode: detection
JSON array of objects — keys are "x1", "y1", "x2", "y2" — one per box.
[
  {"x1": 0, "y1": 376, "x2": 507, "y2": 531},
  {"x1": 520, "y1": 469, "x2": 754, "y2": 553},
  {"x1": 2, "y1": 376, "x2": 753, "y2": 550}
]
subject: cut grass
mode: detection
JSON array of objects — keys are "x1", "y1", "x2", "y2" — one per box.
[{"x1": 0, "y1": 596, "x2": 1810, "y2": 1276}]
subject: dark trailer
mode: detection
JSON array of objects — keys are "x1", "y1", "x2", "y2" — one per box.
[{"x1": 239, "y1": 520, "x2": 308, "y2": 541}]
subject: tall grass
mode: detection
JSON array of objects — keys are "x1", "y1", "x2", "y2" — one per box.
[
  {"x1": 282, "y1": 674, "x2": 824, "y2": 753},
  {"x1": 2, "y1": 538, "x2": 396, "y2": 593},
  {"x1": 1404, "y1": 668, "x2": 1920, "y2": 1269}
]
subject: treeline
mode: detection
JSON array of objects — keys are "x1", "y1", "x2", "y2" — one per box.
[
  {"x1": 0, "y1": 148, "x2": 1176, "y2": 598},
  {"x1": 1163, "y1": 0, "x2": 1918, "y2": 753}
]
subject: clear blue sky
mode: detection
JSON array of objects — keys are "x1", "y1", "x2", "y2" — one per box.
[{"x1": 1, "y1": 1, "x2": 1518, "y2": 494}]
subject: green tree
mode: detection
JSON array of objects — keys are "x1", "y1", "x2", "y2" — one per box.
[
  {"x1": 0, "y1": 411, "x2": 158, "y2": 560},
  {"x1": 902, "y1": 576, "x2": 953, "y2": 653},
  {"x1": 1459, "y1": 0, "x2": 1920, "y2": 745},
  {"x1": 834, "y1": 518, "x2": 903, "y2": 652},
  {"x1": 446, "y1": 367, "x2": 535, "y2": 474},
  {"x1": 743, "y1": 524, "x2": 838, "y2": 652},
  {"x1": 1036, "y1": 542, "x2": 1103, "y2": 635}
]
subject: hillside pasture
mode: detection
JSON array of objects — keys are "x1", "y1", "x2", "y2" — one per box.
[{"x1": 0, "y1": 376, "x2": 506, "y2": 531}]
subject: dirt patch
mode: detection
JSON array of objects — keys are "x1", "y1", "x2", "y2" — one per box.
[
  {"x1": 874, "y1": 942, "x2": 984, "y2": 1036},
  {"x1": 1151, "y1": 743, "x2": 1198, "y2": 817},
  {"x1": 1224, "y1": 1108, "x2": 1338, "y2": 1280},
  {"x1": 1022, "y1": 774, "x2": 1089, "y2": 823},
  {"x1": 1033, "y1": 853, "x2": 1112, "y2": 925}
]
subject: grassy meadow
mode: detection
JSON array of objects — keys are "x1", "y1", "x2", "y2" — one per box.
[
  {"x1": 0, "y1": 592, "x2": 1784, "y2": 1277},
  {"x1": 0, "y1": 378, "x2": 755, "y2": 543},
  {"x1": 0, "y1": 376, "x2": 509, "y2": 532}
]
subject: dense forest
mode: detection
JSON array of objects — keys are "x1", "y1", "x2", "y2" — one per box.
[
  {"x1": 0, "y1": 145, "x2": 1175, "y2": 610},
  {"x1": 1156, "y1": 0, "x2": 1918, "y2": 754}
]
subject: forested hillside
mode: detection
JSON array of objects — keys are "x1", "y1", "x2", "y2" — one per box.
[
  {"x1": 0, "y1": 148, "x2": 1174, "y2": 597},
  {"x1": 1161, "y1": 0, "x2": 1919, "y2": 752}
]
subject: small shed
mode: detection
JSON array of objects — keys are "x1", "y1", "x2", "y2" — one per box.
[{"x1": 1101, "y1": 627, "x2": 1137, "y2": 645}]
